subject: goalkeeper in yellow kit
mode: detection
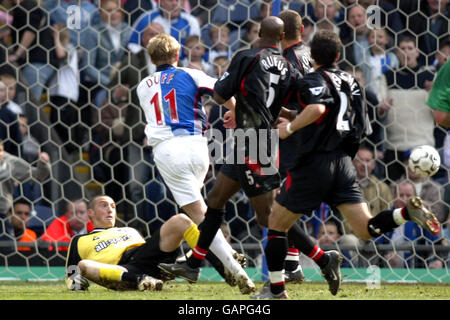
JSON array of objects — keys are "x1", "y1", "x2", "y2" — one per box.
[{"x1": 65, "y1": 195, "x2": 200, "y2": 291}]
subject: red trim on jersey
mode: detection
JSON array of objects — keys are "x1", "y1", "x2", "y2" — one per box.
[
  {"x1": 285, "y1": 170, "x2": 292, "y2": 191},
  {"x1": 240, "y1": 76, "x2": 249, "y2": 96},
  {"x1": 240, "y1": 48, "x2": 266, "y2": 96},
  {"x1": 283, "y1": 90, "x2": 293, "y2": 106},
  {"x1": 195, "y1": 87, "x2": 213, "y2": 133},
  {"x1": 245, "y1": 157, "x2": 262, "y2": 175},
  {"x1": 262, "y1": 45, "x2": 281, "y2": 49},
  {"x1": 288, "y1": 40, "x2": 305, "y2": 74},
  {"x1": 298, "y1": 94, "x2": 307, "y2": 109},
  {"x1": 315, "y1": 108, "x2": 329, "y2": 124},
  {"x1": 193, "y1": 91, "x2": 200, "y2": 123},
  {"x1": 267, "y1": 235, "x2": 282, "y2": 240},
  {"x1": 284, "y1": 40, "x2": 303, "y2": 51}
]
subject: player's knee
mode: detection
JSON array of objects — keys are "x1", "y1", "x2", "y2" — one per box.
[
  {"x1": 255, "y1": 211, "x2": 269, "y2": 227},
  {"x1": 255, "y1": 215, "x2": 268, "y2": 227},
  {"x1": 77, "y1": 260, "x2": 89, "y2": 276},
  {"x1": 178, "y1": 214, "x2": 194, "y2": 229},
  {"x1": 168, "y1": 214, "x2": 193, "y2": 232},
  {"x1": 253, "y1": 204, "x2": 272, "y2": 227}
]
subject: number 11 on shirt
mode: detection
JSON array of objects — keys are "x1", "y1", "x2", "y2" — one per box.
[{"x1": 151, "y1": 88, "x2": 179, "y2": 126}]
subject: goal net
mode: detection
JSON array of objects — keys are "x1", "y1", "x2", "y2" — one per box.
[{"x1": 0, "y1": 0, "x2": 448, "y2": 284}]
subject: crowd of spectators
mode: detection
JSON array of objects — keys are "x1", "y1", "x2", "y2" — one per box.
[{"x1": 0, "y1": 0, "x2": 449, "y2": 270}]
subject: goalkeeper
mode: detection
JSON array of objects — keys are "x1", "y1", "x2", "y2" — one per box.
[{"x1": 65, "y1": 195, "x2": 201, "y2": 291}]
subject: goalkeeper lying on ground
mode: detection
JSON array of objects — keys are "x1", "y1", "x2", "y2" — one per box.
[{"x1": 65, "y1": 194, "x2": 201, "y2": 291}]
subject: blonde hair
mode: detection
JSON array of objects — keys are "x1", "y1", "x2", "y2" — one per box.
[
  {"x1": 147, "y1": 33, "x2": 181, "y2": 66},
  {"x1": 0, "y1": 73, "x2": 16, "y2": 87}
]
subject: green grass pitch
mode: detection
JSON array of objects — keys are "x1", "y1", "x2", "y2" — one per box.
[{"x1": 0, "y1": 280, "x2": 449, "y2": 300}]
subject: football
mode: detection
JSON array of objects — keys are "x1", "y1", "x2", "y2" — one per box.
[{"x1": 408, "y1": 145, "x2": 441, "y2": 178}]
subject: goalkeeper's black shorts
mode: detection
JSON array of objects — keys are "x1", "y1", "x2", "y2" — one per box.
[{"x1": 119, "y1": 228, "x2": 180, "y2": 279}]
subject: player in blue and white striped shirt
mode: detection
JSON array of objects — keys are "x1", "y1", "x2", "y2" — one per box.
[
  {"x1": 128, "y1": 0, "x2": 200, "y2": 55},
  {"x1": 136, "y1": 33, "x2": 256, "y2": 294}
]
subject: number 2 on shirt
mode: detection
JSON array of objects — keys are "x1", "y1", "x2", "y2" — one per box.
[
  {"x1": 150, "y1": 88, "x2": 179, "y2": 125},
  {"x1": 336, "y1": 91, "x2": 350, "y2": 132}
]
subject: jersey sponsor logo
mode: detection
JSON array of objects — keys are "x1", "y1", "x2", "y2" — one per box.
[
  {"x1": 94, "y1": 235, "x2": 131, "y2": 252},
  {"x1": 309, "y1": 86, "x2": 325, "y2": 95}
]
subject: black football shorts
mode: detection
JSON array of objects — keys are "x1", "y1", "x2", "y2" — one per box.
[
  {"x1": 220, "y1": 163, "x2": 281, "y2": 198},
  {"x1": 276, "y1": 150, "x2": 364, "y2": 215},
  {"x1": 119, "y1": 228, "x2": 179, "y2": 279},
  {"x1": 220, "y1": 130, "x2": 281, "y2": 197}
]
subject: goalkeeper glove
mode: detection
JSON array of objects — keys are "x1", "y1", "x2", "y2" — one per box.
[{"x1": 67, "y1": 274, "x2": 90, "y2": 291}]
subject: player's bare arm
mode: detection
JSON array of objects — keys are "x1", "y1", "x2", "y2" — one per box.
[
  {"x1": 277, "y1": 103, "x2": 326, "y2": 139},
  {"x1": 279, "y1": 107, "x2": 298, "y2": 121},
  {"x1": 214, "y1": 92, "x2": 235, "y2": 110},
  {"x1": 434, "y1": 109, "x2": 450, "y2": 127},
  {"x1": 215, "y1": 93, "x2": 236, "y2": 128}
]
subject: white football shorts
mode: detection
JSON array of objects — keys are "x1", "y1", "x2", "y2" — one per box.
[{"x1": 153, "y1": 135, "x2": 210, "y2": 207}]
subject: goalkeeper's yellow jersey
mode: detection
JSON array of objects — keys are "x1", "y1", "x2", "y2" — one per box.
[{"x1": 66, "y1": 227, "x2": 146, "y2": 269}]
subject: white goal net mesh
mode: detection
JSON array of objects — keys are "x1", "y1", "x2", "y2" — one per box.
[{"x1": 0, "y1": 0, "x2": 448, "y2": 284}]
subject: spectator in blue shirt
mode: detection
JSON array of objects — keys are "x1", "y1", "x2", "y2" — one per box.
[
  {"x1": 80, "y1": 0, "x2": 131, "y2": 106},
  {"x1": 128, "y1": 0, "x2": 200, "y2": 56}
]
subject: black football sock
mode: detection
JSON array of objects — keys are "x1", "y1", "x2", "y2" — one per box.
[
  {"x1": 205, "y1": 251, "x2": 226, "y2": 279},
  {"x1": 265, "y1": 230, "x2": 288, "y2": 295},
  {"x1": 285, "y1": 247, "x2": 300, "y2": 272},
  {"x1": 367, "y1": 209, "x2": 397, "y2": 238},
  {"x1": 121, "y1": 271, "x2": 139, "y2": 284},
  {"x1": 307, "y1": 244, "x2": 329, "y2": 269},
  {"x1": 285, "y1": 223, "x2": 304, "y2": 272},
  {"x1": 187, "y1": 207, "x2": 225, "y2": 269},
  {"x1": 287, "y1": 222, "x2": 329, "y2": 268}
]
